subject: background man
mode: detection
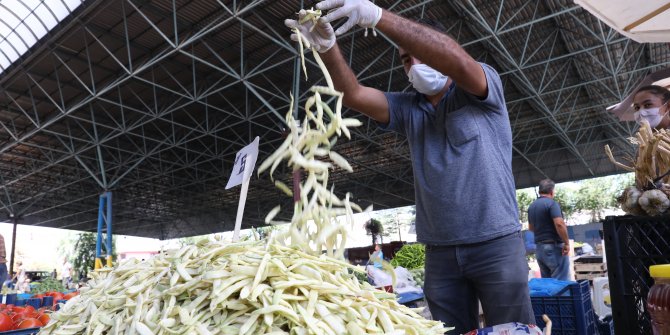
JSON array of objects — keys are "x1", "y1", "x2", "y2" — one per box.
[
  {"x1": 61, "y1": 257, "x2": 73, "y2": 288},
  {"x1": 370, "y1": 244, "x2": 383, "y2": 269},
  {"x1": 528, "y1": 179, "x2": 571, "y2": 280},
  {"x1": 0, "y1": 234, "x2": 7, "y2": 286}
]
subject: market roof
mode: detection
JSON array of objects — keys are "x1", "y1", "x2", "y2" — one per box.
[
  {"x1": 0, "y1": 0, "x2": 660, "y2": 239},
  {"x1": 0, "y1": 0, "x2": 85, "y2": 73}
]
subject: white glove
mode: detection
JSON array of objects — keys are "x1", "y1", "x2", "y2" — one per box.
[
  {"x1": 285, "y1": 10, "x2": 336, "y2": 53},
  {"x1": 317, "y1": 0, "x2": 383, "y2": 36}
]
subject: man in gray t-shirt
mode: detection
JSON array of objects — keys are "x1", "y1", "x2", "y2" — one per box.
[
  {"x1": 528, "y1": 179, "x2": 571, "y2": 280},
  {"x1": 286, "y1": 0, "x2": 534, "y2": 332}
]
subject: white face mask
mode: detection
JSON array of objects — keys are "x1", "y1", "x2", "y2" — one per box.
[
  {"x1": 635, "y1": 103, "x2": 667, "y2": 128},
  {"x1": 407, "y1": 64, "x2": 448, "y2": 96}
]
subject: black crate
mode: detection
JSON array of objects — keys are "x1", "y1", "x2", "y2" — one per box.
[{"x1": 603, "y1": 215, "x2": 670, "y2": 335}]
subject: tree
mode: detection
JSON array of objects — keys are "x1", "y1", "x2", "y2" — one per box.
[
  {"x1": 573, "y1": 178, "x2": 617, "y2": 222},
  {"x1": 364, "y1": 218, "x2": 383, "y2": 246},
  {"x1": 516, "y1": 190, "x2": 534, "y2": 223},
  {"x1": 72, "y1": 233, "x2": 96, "y2": 280},
  {"x1": 374, "y1": 213, "x2": 397, "y2": 243},
  {"x1": 62, "y1": 232, "x2": 117, "y2": 280},
  {"x1": 554, "y1": 188, "x2": 576, "y2": 222},
  {"x1": 518, "y1": 174, "x2": 630, "y2": 225},
  {"x1": 612, "y1": 172, "x2": 635, "y2": 190},
  {"x1": 368, "y1": 206, "x2": 415, "y2": 243}
]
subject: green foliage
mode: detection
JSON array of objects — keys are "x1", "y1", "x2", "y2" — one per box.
[
  {"x1": 376, "y1": 213, "x2": 397, "y2": 240},
  {"x1": 72, "y1": 232, "x2": 97, "y2": 280},
  {"x1": 32, "y1": 277, "x2": 66, "y2": 294},
  {"x1": 519, "y1": 174, "x2": 632, "y2": 224},
  {"x1": 554, "y1": 188, "x2": 576, "y2": 220},
  {"x1": 612, "y1": 173, "x2": 635, "y2": 191},
  {"x1": 573, "y1": 177, "x2": 618, "y2": 222},
  {"x1": 516, "y1": 190, "x2": 534, "y2": 223},
  {"x1": 370, "y1": 206, "x2": 416, "y2": 243},
  {"x1": 365, "y1": 218, "x2": 383, "y2": 246},
  {"x1": 389, "y1": 243, "x2": 425, "y2": 270},
  {"x1": 70, "y1": 232, "x2": 116, "y2": 280}
]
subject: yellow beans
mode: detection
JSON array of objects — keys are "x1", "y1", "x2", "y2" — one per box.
[{"x1": 40, "y1": 241, "x2": 449, "y2": 334}]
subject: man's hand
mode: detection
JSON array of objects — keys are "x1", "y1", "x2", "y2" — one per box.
[
  {"x1": 562, "y1": 243, "x2": 570, "y2": 256},
  {"x1": 317, "y1": 0, "x2": 382, "y2": 36},
  {"x1": 285, "y1": 10, "x2": 336, "y2": 53}
]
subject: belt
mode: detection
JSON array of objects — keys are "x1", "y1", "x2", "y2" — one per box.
[{"x1": 426, "y1": 231, "x2": 519, "y2": 250}]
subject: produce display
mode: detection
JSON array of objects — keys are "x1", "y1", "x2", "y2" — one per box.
[
  {"x1": 606, "y1": 122, "x2": 670, "y2": 216},
  {"x1": 37, "y1": 7, "x2": 450, "y2": 335},
  {"x1": 0, "y1": 290, "x2": 70, "y2": 332},
  {"x1": 40, "y1": 240, "x2": 445, "y2": 334},
  {"x1": 0, "y1": 305, "x2": 47, "y2": 331},
  {"x1": 32, "y1": 278, "x2": 67, "y2": 295},
  {"x1": 389, "y1": 244, "x2": 425, "y2": 270},
  {"x1": 409, "y1": 269, "x2": 425, "y2": 288},
  {"x1": 389, "y1": 244, "x2": 425, "y2": 288}
]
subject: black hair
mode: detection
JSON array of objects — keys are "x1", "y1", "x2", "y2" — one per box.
[
  {"x1": 636, "y1": 85, "x2": 670, "y2": 103},
  {"x1": 538, "y1": 179, "x2": 555, "y2": 195}
]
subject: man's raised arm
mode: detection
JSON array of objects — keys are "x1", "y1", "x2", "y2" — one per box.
[
  {"x1": 318, "y1": 0, "x2": 488, "y2": 98},
  {"x1": 286, "y1": 12, "x2": 389, "y2": 123}
]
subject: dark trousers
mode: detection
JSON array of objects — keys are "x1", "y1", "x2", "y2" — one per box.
[
  {"x1": 424, "y1": 231, "x2": 535, "y2": 334},
  {"x1": 0, "y1": 263, "x2": 7, "y2": 287}
]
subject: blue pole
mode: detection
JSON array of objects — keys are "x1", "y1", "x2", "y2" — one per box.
[
  {"x1": 95, "y1": 194, "x2": 105, "y2": 269},
  {"x1": 106, "y1": 192, "x2": 113, "y2": 267},
  {"x1": 95, "y1": 195, "x2": 104, "y2": 259}
]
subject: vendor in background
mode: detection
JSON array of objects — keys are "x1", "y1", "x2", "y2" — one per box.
[
  {"x1": 61, "y1": 257, "x2": 73, "y2": 289},
  {"x1": 370, "y1": 244, "x2": 384, "y2": 269},
  {"x1": 12, "y1": 261, "x2": 28, "y2": 293},
  {"x1": 285, "y1": 1, "x2": 534, "y2": 332},
  {"x1": 528, "y1": 179, "x2": 570, "y2": 281},
  {"x1": 633, "y1": 85, "x2": 670, "y2": 129},
  {"x1": 0, "y1": 234, "x2": 7, "y2": 287}
]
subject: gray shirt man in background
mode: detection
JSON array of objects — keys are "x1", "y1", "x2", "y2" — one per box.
[{"x1": 528, "y1": 179, "x2": 571, "y2": 280}]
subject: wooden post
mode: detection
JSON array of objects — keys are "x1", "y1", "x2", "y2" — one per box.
[{"x1": 9, "y1": 218, "x2": 17, "y2": 277}]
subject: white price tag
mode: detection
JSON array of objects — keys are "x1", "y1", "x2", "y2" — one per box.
[{"x1": 225, "y1": 136, "x2": 260, "y2": 189}]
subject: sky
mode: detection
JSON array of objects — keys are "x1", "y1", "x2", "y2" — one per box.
[{"x1": 0, "y1": 0, "x2": 84, "y2": 72}]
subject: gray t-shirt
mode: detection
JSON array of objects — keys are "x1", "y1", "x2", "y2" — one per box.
[
  {"x1": 527, "y1": 196, "x2": 563, "y2": 243},
  {"x1": 380, "y1": 63, "x2": 520, "y2": 245}
]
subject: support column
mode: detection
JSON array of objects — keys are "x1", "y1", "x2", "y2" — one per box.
[
  {"x1": 94, "y1": 192, "x2": 113, "y2": 270},
  {"x1": 8, "y1": 216, "x2": 17, "y2": 277}
]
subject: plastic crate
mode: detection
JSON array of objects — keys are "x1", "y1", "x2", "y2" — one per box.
[
  {"x1": 597, "y1": 315, "x2": 614, "y2": 335},
  {"x1": 603, "y1": 215, "x2": 670, "y2": 335},
  {"x1": 530, "y1": 280, "x2": 598, "y2": 335},
  {"x1": 599, "y1": 320, "x2": 614, "y2": 335}
]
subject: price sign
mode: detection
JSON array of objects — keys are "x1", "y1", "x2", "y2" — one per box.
[{"x1": 225, "y1": 136, "x2": 260, "y2": 189}]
